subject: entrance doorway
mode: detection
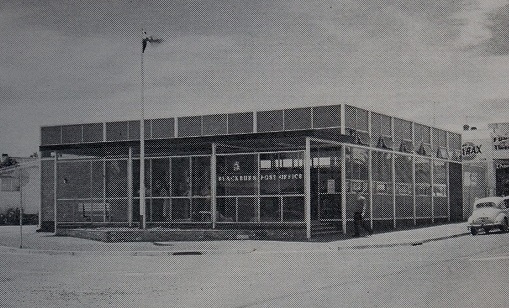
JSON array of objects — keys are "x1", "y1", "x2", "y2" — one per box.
[{"x1": 310, "y1": 145, "x2": 342, "y2": 223}]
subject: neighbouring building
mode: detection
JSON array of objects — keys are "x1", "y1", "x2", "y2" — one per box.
[
  {"x1": 0, "y1": 155, "x2": 40, "y2": 224},
  {"x1": 462, "y1": 122, "x2": 509, "y2": 218},
  {"x1": 39, "y1": 104, "x2": 463, "y2": 238}
]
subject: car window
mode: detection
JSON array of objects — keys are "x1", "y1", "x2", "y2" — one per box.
[{"x1": 475, "y1": 202, "x2": 495, "y2": 208}]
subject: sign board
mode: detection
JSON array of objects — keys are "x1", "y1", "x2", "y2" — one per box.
[
  {"x1": 461, "y1": 142, "x2": 482, "y2": 161},
  {"x1": 493, "y1": 134, "x2": 509, "y2": 151},
  {"x1": 327, "y1": 179, "x2": 335, "y2": 194}
]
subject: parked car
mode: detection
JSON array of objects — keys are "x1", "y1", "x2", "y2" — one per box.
[{"x1": 467, "y1": 196, "x2": 509, "y2": 235}]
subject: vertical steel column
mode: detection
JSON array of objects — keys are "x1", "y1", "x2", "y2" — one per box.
[
  {"x1": 367, "y1": 112, "x2": 373, "y2": 229},
  {"x1": 53, "y1": 152, "x2": 58, "y2": 235},
  {"x1": 149, "y1": 159, "x2": 153, "y2": 222},
  {"x1": 89, "y1": 162, "x2": 93, "y2": 223},
  {"x1": 102, "y1": 159, "x2": 106, "y2": 223},
  {"x1": 188, "y1": 158, "x2": 193, "y2": 222},
  {"x1": 446, "y1": 161, "x2": 450, "y2": 222},
  {"x1": 211, "y1": 143, "x2": 217, "y2": 229},
  {"x1": 304, "y1": 137, "x2": 312, "y2": 239},
  {"x1": 392, "y1": 153, "x2": 396, "y2": 229},
  {"x1": 391, "y1": 116, "x2": 396, "y2": 229},
  {"x1": 257, "y1": 153, "x2": 261, "y2": 222},
  {"x1": 430, "y1": 127, "x2": 435, "y2": 224},
  {"x1": 412, "y1": 155, "x2": 416, "y2": 225},
  {"x1": 38, "y1": 152, "x2": 42, "y2": 230},
  {"x1": 127, "y1": 147, "x2": 133, "y2": 226},
  {"x1": 431, "y1": 158, "x2": 435, "y2": 223},
  {"x1": 19, "y1": 165, "x2": 23, "y2": 248},
  {"x1": 341, "y1": 146, "x2": 347, "y2": 234},
  {"x1": 340, "y1": 104, "x2": 346, "y2": 135},
  {"x1": 368, "y1": 149, "x2": 373, "y2": 229}
]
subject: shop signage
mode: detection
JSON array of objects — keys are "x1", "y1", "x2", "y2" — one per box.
[
  {"x1": 217, "y1": 173, "x2": 303, "y2": 182},
  {"x1": 496, "y1": 163, "x2": 509, "y2": 169},
  {"x1": 461, "y1": 142, "x2": 481, "y2": 160},
  {"x1": 493, "y1": 135, "x2": 509, "y2": 150}
]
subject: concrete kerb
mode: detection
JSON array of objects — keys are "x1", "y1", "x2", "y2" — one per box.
[
  {"x1": 0, "y1": 223, "x2": 471, "y2": 256},
  {"x1": 335, "y1": 232, "x2": 471, "y2": 251},
  {"x1": 0, "y1": 245, "x2": 256, "y2": 256},
  {"x1": 0, "y1": 232, "x2": 470, "y2": 256}
]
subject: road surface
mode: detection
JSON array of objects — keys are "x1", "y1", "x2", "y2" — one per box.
[{"x1": 1, "y1": 231, "x2": 508, "y2": 307}]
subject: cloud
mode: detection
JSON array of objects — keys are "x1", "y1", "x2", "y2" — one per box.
[
  {"x1": 1, "y1": 0, "x2": 509, "y2": 156},
  {"x1": 483, "y1": 4, "x2": 509, "y2": 55}
]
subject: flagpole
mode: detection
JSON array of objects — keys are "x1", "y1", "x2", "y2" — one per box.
[{"x1": 139, "y1": 31, "x2": 146, "y2": 229}]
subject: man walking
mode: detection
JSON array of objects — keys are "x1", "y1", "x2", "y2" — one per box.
[{"x1": 353, "y1": 191, "x2": 373, "y2": 237}]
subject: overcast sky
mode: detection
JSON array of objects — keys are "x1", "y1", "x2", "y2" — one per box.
[{"x1": 2, "y1": 0, "x2": 509, "y2": 156}]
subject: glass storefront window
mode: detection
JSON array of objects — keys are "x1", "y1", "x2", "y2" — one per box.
[
  {"x1": 311, "y1": 146, "x2": 342, "y2": 221},
  {"x1": 108, "y1": 199, "x2": 128, "y2": 222},
  {"x1": 151, "y1": 158, "x2": 170, "y2": 197},
  {"x1": 238, "y1": 197, "x2": 258, "y2": 222},
  {"x1": 372, "y1": 151, "x2": 392, "y2": 182},
  {"x1": 190, "y1": 198, "x2": 211, "y2": 222},
  {"x1": 172, "y1": 198, "x2": 190, "y2": 220},
  {"x1": 217, "y1": 154, "x2": 258, "y2": 196},
  {"x1": 395, "y1": 154, "x2": 413, "y2": 218},
  {"x1": 91, "y1": 161, "x2": 104, "y2": 199},
  {"x1": 171, "y1": 157, "x2": 190, "y2": 196},
  {"x1": 415, "y1": 157, "x2": 431, "y2": 218},
  {"x1": 372, "y1": 151, "x2": 393, "y2": 219},
  {"x1": 192, "y1": 157, "x2": 210, "y2": 196},
  {"x1": 414, "y1": 124, "x2": 431, "y2": 145},
  {"x1": 131, "y1": 159, "x2": 150, "y2": 197},
  {"x1": 433, "y1": 160, "x2": 448, "y2": 217},
  {"x1": 394, "y1": 118, "x2": 412, "y2": 153},
  {"x1": 279, "y1": 152, "x2": 304, "y2": 194},
  {"x1": 150, "y1": 199, "x2": 166, "y2": 222},
  {"x1": 57, "y1": 161, "x2": 91, "y2": 199},
  {"x1": 319, "y1": 194, "x2": 341, "y2": 220},
  {"x1": 260, "y1": 197, "x2": 281, "y2": 222},
  {"x1": 283, "y1": 196, "x2": 304, "y2": 221},
  {"x1": 259, "y1": 152, "x2": 304, "y2": 195},
  {"x1": 345, "y1": 147, "x2": 368, "y2": 181},
  {"x1": 315, "y1": 148, "x2": 341, "y2": 194},
  {"x1": 217, "y1": 198, "x2": 236, "y2": 222},
  {"x1": 415, "y1": 158, "x2": 431, "y2": 196},
  {"x1": 260, "y1": 153, "x2": 279, "y2": 195}
]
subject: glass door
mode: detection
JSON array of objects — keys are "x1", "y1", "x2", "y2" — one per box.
[{"x1": 311, "y1": 146, "x2": 342, "y2": 222}]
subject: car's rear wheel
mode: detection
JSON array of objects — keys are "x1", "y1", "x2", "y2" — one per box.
[
  {"x1": 470, "y1": 227, "x2": 478, "y2": 236},
  {"x1": 501, "y1": 218, "x2": 508, "y2": 232}
]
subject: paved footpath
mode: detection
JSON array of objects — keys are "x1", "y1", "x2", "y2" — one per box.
[{"x1": 0, "y1": 223, "x2": 470, "y2": 256}]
